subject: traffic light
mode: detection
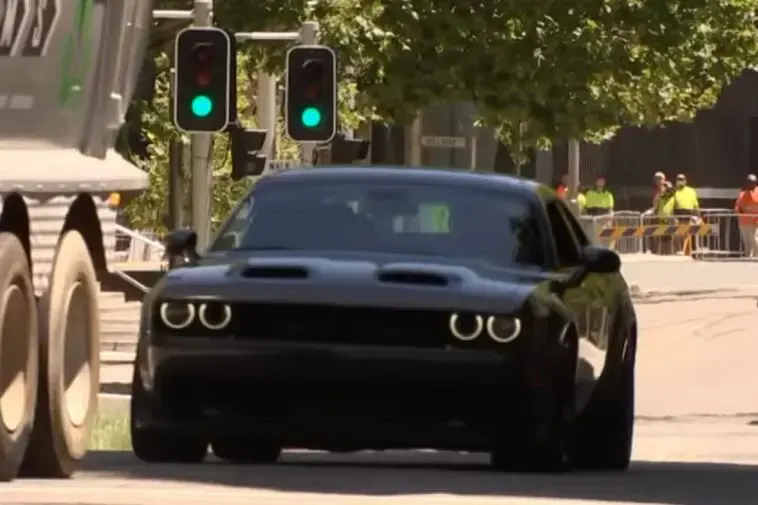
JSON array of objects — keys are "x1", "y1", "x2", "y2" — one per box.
[
  {"x1": 285, "y1": 45, "x2": 337, "y2": 143},
  {"x1": 230, "y1": 125, "x2": 267, "y2": 180},
  {"x1": 331, "y1": 134, "x2": 370, "y2": 164},
  {"x1": 173, "y1": 27, "x2": 234, "y2": 133}
]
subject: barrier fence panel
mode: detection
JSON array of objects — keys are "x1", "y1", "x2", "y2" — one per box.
[
  {"x1": 579, "y1": 208, "x2": 758, "y2": 260},
  {"x1": 579, "y1": 212, "x2": 644, "y2": 254},
  {"x1": 692, "y1": 209, "x2": 756, "y2": 260}
]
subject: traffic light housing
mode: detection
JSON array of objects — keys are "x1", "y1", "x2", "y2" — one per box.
[
  {"x1": 285, "y1": 45, "x2": 337, "y2": 143},
  {"x1": 331, "y1": 134, "x2": 370, "y2": 164},
  {"x1": 230, "y1": 125, "x2": 267, "y2": 180},
  {"x1": 173, "y1": 27, "x2": 234, "y2": 133}
]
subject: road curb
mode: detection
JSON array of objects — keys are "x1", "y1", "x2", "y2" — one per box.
[{"x1": 630, "y1": 285, "x2": 758, "y2": 302}]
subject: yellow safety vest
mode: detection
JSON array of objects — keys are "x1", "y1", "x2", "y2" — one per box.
[
  {"x1": 431, "y1": 205, "x2": 450, "y2": 232},
  {"x1": 584, "y1": 189, "x2": 614, "y2": 210},
  {"x1": 419, "y1": 204, "x2": 450, "y2": 232},
  {"x1": 576, "y1": 193, "x2": 586, "y2": 213},
  {"x1": 656, "y1": 194, "x2": 676, "y2": 217},
  {"x1": 674, "y1": 186, "x2": 698, "y2": 210}
]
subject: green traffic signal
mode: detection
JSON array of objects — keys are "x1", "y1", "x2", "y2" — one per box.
[
  {"x1": 301, "y1": 107, "x2": 322, "y2": 128},
  {"x1": 191, "y1": 95, "x2": 213, "y2": 117}
]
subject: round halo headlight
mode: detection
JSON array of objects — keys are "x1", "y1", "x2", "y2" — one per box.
[
  {"x1": 449, "y1": 313, "x2": 484, "y2": 341},
  {"x1": 198, "y1": 303, "x2": 232, "y2": 330},
  {"x1": 159, "y1": 302, "x2": 196, "y2": 330},
  {"x1": 485, "y1": 316, "x2": 522, "y2": 343}
]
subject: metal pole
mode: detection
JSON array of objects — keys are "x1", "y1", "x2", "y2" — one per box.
[
  {"x1": 168, "y1": 139, "x2": 184, "y2": 230},
  {"x1": 344, "y1": 94, "x2": 355, "y2": 140},
  {"x1": 406, "y1": 114, "x2": 421, "y2": 165},
  {"x1": 470, "y1": 134, "x2": 477, "y2": 171},
  {"x1": 567, "y1": 138, "x2": 581, "y2": 197},
  {"x1": 256, "y1": 72, "x2": 277, "y2": 159},
  {"x1": 299, "y1": 21, "x2": 319, "y2": 166},
  {"x1": 514, "y1": 122, "x2": 523, "y2": 176},
  {"x1": 191, "y1": 0, "x2": 214, "y2": 250}
]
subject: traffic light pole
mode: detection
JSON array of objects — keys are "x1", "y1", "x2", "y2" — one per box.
[
  {"x1": 155, "y1": 3, "x2": 323, "y2": 246},
  {"x1": 191, "y1": 0, "x2": 214, "y2": 251},
  {"x1": 235, "y1": 21, "x2": 320, "y2": 166},
  {"x1": 298, "y1": 22, "x2": 319, "y2": 166}
]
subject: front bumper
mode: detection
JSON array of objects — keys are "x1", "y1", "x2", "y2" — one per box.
[{"x1": 135, "y1": 338, "x2": 557, "y2": 451}]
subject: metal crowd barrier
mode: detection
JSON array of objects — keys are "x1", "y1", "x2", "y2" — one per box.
[
  {"x1": 579, "y1": 209, "x2": 758, "y2": 259},
  {"x1": 579, "y1": 211, "x2": 645, "y2": 254}
]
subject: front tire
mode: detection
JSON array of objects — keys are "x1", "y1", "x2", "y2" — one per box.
[
  {"x1": 491, "y1": 334, "x2": 576, "y2": 473},
  {"x1": 572, "y1": 331, "x2": 635, "y2": 471},
  {"x1": 0, "y1": 234, "x2": 38, "y2": 481},
  {"x1": 21, "y1": 231, "x2": 99, "y2": 478}
]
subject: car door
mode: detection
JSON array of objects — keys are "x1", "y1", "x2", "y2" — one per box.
[{"x1": 545, "y1": 198, "x2": 614, "y2": 406}]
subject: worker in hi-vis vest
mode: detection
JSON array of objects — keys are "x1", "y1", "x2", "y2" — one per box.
[
  {"x1": 655, "y1": 181, "x2": 677, "y2": 254},
  {"x1": 735, "y1": 174, "x2": 758, "y2": 257},
  {"x1": 584, "y1": 175, "x2": 615, "y2": 247},
  {"x1": 583, "y1": 175, "x2": 615, "y2": 216},
  {"x1": 672, "y1": 173, "x2": 700, "y2": 253},
  {"x1": 673, "y1": 174, "x2": 699, "y2": 217}
]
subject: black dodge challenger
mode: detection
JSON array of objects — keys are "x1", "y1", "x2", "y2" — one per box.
[{"x1": 130, "y1": 167, "x2": 637, "y2": 472}]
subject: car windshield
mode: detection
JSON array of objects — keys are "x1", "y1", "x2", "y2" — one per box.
[{"x1": 210, "y1": 180, "x2": 545, "y2": 268}]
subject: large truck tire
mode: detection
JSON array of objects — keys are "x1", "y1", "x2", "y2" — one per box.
[
  {"x1": 0, "y1": 233, "x2": 39, "y2": 481},
  {"x1": 21, "y1": 230, "x2": 99, "y2": 478}
]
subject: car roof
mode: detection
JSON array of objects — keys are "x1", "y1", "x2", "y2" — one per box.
[{"x1": 258, "y1": 165, "x2": 545, "y2": 196}]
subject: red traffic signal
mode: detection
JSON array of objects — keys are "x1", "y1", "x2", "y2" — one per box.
[{"x1": 193, "y1": 44, "x2": 213, "y2": 87}]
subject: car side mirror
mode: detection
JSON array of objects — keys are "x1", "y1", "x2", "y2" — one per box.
[
  {"x1": 164, "y1": 229, "x2": 200, "y2": 267},
  {"x1": 581, "y1": 245, "x2": 621, "y2": 274}
]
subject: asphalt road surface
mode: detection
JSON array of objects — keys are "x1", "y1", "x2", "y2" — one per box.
[{"x1": 5, "y1": 296, "x2": 758, "y2": 505}]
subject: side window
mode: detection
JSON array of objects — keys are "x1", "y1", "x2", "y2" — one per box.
[
  {"x1": 545, "y1": 200, "x2": 581, "y2": 267},
  {"x1": 556, "y1": 200, "x2": 590, "y2": 247},
  {"x1": 211, "y1": 195, "x2": 254, "y2": 251}
]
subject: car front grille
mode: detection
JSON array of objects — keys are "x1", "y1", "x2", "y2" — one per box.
[{"x1": 227, "y1": 303, "x2": 451, "y2": 348}]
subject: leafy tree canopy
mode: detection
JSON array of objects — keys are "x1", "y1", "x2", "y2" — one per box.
[
  {"x1": 371, "y1": 0, "x2": 758, "y2": 147},
  {"x1": 153, "y1": 0, "x2": 758, "y2": 148}
]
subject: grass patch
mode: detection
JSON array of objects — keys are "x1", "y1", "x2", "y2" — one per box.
[{"x1": 89, "y1": 406, "x2": 131, "y2": 451}]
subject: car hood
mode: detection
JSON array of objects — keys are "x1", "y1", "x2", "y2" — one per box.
[{"x1": 155, "y1": 251, "x2": 558, "y2": 314}]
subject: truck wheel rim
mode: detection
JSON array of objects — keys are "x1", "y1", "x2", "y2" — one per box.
[
  {"x1": 0, "y1": 283, "x2": 29, "y2": 433},
  {"x1": 63, "y1": 281, "x2": 91, "y2": 428}
]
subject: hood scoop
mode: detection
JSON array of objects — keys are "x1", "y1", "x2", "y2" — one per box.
[
  {"x1": 377, "y1": 270, "x2": 449, "y2": 286},
  {"x1": 241, "y1": 265, "x2": 310, "y2": 279}
]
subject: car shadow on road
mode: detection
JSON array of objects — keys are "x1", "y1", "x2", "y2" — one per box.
[{"x1": 87, "y1": 451, "x2": 758, "y2": 505}]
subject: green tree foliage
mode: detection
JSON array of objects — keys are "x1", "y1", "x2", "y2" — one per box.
[{"x1": 371, "y1": 0, "x2": 758, "y2": 147}]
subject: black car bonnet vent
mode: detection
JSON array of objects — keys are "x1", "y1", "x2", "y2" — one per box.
[
  {"x1": 241, "y1": 266, "x2": 310, "y2": 279},
  {"x1": 377, "y1": 271, "x2": 449, "y2": 286}
]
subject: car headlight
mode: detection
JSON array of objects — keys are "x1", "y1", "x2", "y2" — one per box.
[
  {"x1": 486, "y1": 316, "x2": 521, "y2": 343},
  {"x1": 198, "y1": 302, "x2": 232, "y2": 330},
  {"x1": 449, "y1": 313, "x2": 484, "y2": 341},
  {"x1": 159, "y1": 301, "x2": 196, "y2": 330}
]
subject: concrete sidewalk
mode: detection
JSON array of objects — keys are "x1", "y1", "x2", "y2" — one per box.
[{"x1": 621, "y1": 254, "x2": 758, "y2": 294}]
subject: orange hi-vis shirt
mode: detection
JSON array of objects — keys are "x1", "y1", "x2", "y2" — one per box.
[{"x1": 735, "y1": 188, "x2": 758, "y2": 225}]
